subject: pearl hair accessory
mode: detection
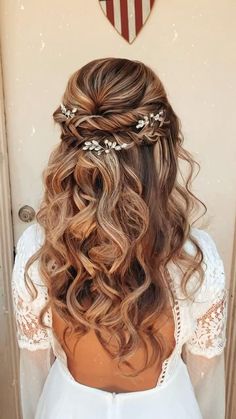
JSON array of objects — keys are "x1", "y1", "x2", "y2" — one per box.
[
  {"x1": 59, "y1": 103, "x2": 166, "y2": 155},
  {"x1": 60, "y1": 103, "x2": 78, "y2": 119},
  {"x1": 136, "y1": 109, "x2": 165, "y2": 129},
  {"x1": 82, "y1": 139, "x2": 128, "y2": 155}
]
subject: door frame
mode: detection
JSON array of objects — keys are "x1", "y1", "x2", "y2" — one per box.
[
  {"x1": 0, "y1": 49, "x2": 21, "y2": 418},
  {"x1": 226, "y1": 218, "x2": 236, "y2": 418}
]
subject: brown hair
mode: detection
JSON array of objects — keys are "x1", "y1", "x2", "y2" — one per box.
[{"x1": 25, "y1": 57, "x2": 207, "y2": 376}]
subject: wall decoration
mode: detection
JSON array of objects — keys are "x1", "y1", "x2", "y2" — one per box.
[{"x1": 99, "y1": 0, "x2": 156, "y2": 44}]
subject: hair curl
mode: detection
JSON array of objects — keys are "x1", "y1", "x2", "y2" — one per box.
[{"x1": 25, "y1": 57, "x2": 207, "y2": 377}]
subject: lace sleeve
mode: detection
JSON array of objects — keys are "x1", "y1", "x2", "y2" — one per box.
[
  {"x1": 184, "y1": 229, "x2": 228, "y2": 357},
  {"x1": 11, "y1": 224, "x2": 53, "y2": 419},
  {"x1": 185, "y1": 286, "x2": 228, "y2": 357},
  {"x1": 11, "y1": 224, "x2": 51, "y2": 350},
  {"x1": 182, "y1": 229, "x2": 229, "y2": 419}
]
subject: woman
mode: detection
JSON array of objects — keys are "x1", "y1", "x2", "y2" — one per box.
[{"x1": 12, "y1": 57, "x2": 228, "y2": 419}]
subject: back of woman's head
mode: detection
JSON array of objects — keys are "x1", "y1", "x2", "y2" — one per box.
[{"x1": 26, "y1": 57, "x2": 206, "y2": 376}]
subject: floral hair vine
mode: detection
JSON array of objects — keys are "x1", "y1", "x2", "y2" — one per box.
[
  {"x1": 59, "y1": 103, "x2": 165, "y2": 155},
  {"x1": 136, "y1": 109, "x2": 165, "y2": 129},
  {"x1": 82, "y1": 139, "x2": 128, "y2": 155},
  {"x1": 60, "y1": 103, "x2": 165, "y2": 129},
  {"x1": 60, "y1": 103, "x2": 78, "y2": 119}
]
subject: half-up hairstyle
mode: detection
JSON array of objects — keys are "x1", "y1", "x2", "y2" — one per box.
[{"x1": 24, "y1": 57, "x2": 207, "y2": 376}]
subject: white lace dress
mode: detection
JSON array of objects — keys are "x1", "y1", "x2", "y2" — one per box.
[{"x1": 11, "y1": 223, "x2": 228, "y2": 419}]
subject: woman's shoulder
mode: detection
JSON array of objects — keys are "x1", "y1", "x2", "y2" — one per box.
[
  {"x1": 182, "y1": 226, "x2": 227, "y2": 317},
  {"x1": 15, "y1": 222, "x2": 45, "y2": 255},
  {"x1": 13, "y1": 222, "x2": 46, "y2": 290},
  {"x1": 186, "y1": 226, "x2": 222, "y2": 255},
  {"x1": 185, "y1": 226, "x2": 225, "y2": 289}
]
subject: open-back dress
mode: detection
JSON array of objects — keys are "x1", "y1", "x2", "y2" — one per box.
[{"x1": 11, "y1": 223, "x2": 228, "y2": 419}]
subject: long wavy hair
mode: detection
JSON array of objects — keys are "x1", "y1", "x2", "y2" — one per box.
[{"x1": 25, "y1": 57, "x2": 207, "y2": 377}]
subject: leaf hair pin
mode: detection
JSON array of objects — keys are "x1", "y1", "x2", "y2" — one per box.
[
  {"x1": 82, "y1": 139, "x2": 129, "y2": 155},
  {"x1": 136, "y1": 109, "x2": 165, "y2": 129},
  {"x1": 60, "y1": 103, "x2": 78, "y2": 119}
]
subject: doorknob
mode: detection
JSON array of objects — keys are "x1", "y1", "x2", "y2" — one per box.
[{"x1": 18, "y1": 205, "x2": 36, "y2": 222}]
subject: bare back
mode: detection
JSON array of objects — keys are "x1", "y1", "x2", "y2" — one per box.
[{"x1": 51, "y1": 304, "x2": 176, "y2": 393}]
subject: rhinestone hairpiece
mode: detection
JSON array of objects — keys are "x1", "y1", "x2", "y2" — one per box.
[
  {"x1": 60, "y1": 103, "x2": 78, "y2": 119},
  {"x1": 136, "y1": 109, "x2": 165, "y2": 129},
  {"x1": 82, "y1": 139, "x2": 128, "y2": 155},
  {"x1": 60, "y1": 106, "x2": 165, "y2": 155}
]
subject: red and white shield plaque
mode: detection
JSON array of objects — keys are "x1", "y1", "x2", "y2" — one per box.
[{"x1": 99, "y1": 0, "x2": 156, "y2": 44}]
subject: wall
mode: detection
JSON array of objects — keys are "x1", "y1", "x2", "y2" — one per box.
[{"x1": 0, "y1": 1, "x2": 235, "y2": 417}]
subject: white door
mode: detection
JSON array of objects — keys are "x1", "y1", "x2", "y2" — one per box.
[{"x1": 0, "y1": 1, "x2": 235, "y2": 418}]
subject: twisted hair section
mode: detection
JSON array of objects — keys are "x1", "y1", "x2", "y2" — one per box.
[{"x1": 24, "y1": 58, "x2": 207, "y2": 376}]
